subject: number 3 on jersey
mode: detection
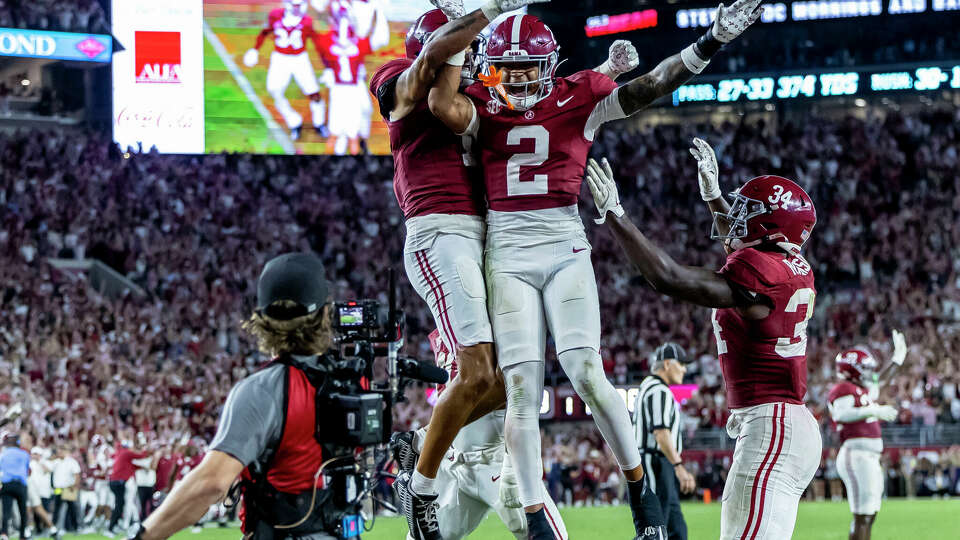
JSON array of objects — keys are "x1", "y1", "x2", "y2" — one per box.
[
  {"x1": 775, "y1": 288, "x2": 815, "y2": 357},
  {"x1": 506, "y1": 125, "x2": 549, "y2": 196}
]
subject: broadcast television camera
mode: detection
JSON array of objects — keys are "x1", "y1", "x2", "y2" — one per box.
[{"x1": 296, "y1": 270, "x2": 447, "y2": 538}]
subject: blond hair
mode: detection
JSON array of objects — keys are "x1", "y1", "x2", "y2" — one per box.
[{"x1": 242, "y1": 301, "x2": 333, "y2": 357}]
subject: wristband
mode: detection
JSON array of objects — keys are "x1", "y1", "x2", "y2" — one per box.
[
  {"x1": 446, "y1": 49, "x2": 466, "y2": 67},
  {"x1": 672, "y1": 461, "x2": 683, "y2": 467},
  {"x1": 680, "y1": 45, "x2": 710, "y2": 74},
  {"x1": 694, "y1": 27, "x2": 724, "y2": 59},
  {"x1": 480, "y1": 0, "x2": 502, "y2": 22}
]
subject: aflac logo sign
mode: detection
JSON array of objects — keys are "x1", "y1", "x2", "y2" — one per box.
[
  {"x1": 0, "y1": 28, "x2": 111, "y2": 62},
  {"x1": 135, "y1": 31, "x2": 182, "y2": 84}
]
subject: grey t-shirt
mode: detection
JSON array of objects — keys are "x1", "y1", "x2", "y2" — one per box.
[{"x1": 210, "y1": 355, "x2": 324, "y2": 467}]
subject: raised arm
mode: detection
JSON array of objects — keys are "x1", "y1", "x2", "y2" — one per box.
[
  {"x1": 617, "y1": 0, "x2": 762, "y2": 115},
  {"x1": 584, "y1": 157, "x2": 737, "y2": 308},
  {"x1": 392, "y1": 0, "x2": 549, "y2": 120},
  {"x1": 876, "y1": 330, "x2": 908, "y2": 387}
]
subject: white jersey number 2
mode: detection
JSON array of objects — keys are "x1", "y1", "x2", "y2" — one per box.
[
  {"x1": 775, "y1": 288, "x2": 815, "y2": 357},
  {"x1": 506, "y1": 125, "x2": 549, "y2": 197}
]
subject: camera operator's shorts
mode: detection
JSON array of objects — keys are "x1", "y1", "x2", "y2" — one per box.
[
  {"x1": 26, "y1": 478, "x2": 42, "y2": 507},
  {"x1": 404, "y1": 214, "x2": 492, "y2": 350}
]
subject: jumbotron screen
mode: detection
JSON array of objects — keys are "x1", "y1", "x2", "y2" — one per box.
[{"x1": 112, "y1": 0, "x2": 509, "y2": 155}]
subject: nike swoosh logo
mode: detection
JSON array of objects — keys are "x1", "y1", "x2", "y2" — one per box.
[
  {"x1": 557, "y1": 96, "x2": 574, "y2": 107},
  {"x1": 573, "y1": 247, "x2": 587, "y2": 253},
  {"x1": 491, "y1": 475, "x2": 501, "y2": 482}
]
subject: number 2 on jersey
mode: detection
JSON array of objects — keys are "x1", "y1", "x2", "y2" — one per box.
[{"x1": 506, "y1": 125, "x2": 549, "y2": 196}]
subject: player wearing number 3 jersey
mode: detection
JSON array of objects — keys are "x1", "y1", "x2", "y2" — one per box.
[
  {"x1": 584, "y1": 139, "x2": 821, "y2": 540},
  {"x1": 428, "y1": 3, "x2": 764, "y2": 538}
]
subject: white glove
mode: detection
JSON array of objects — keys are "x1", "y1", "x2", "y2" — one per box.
[
  {"x1": 711, "y1": 0, "x2": 763, "y2": 43},
  {"x1": 320, "y1": 68, "x2": 336, "y2": 87},
  {"x1": 3, "y1": 403, "x2": 22, "y2": 420},
  {"x1": 689, "y1": 137, "x2": 721, "y2": 201},
  {"x1": 481, "y1": 0, "x2": 550, "y2": 21},
  {"x1": 875, "y1": 404, "x2": 898, "y2": 422},
  {"x1": 430, "y1": 0, "x2": 465, "y2": 19},
  {"x1": 604, "y1": 40, "x2": 639, "y2": 77},
  {"x1": 584, "y1": 157, "x2": 624, "y2": 225},
  {"x1": 891, "y1": 329, "x2": 907, "y2": 366},
  {"x1": 242, "y1": 48, "x2": 259, "y2": 68},
  {"x1": 499, "y1": 450, "x2": 522, "y2": 509}
]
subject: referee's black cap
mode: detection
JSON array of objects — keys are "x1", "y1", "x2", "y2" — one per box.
[
  {"x1": 654, "y1": 342, "x2": 689, "y2": 364},
  {"x1": 256, "y1": 252, "x2": 329, "y2": 320}
]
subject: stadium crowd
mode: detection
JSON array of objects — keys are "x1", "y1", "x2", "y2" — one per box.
[
  {"x1": 2, "y1": 105, "x2": 960, "y2": 525},
  {"x1": 0, "y1": 0, "x2": 108, "y2": 34}
]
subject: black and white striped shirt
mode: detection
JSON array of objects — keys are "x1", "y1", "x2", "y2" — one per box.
[{"x1": 633, "y1": 375, "x2": 682, "y2": 455}]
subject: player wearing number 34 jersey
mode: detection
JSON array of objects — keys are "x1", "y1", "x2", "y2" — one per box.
[{"x1": 585, "y1": 138, "x2": 821, "y2": 540}]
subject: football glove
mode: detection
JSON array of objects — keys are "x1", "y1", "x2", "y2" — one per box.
[
  {"x1": 498, "y1": 450, "x2": 522, "y2": 509},
  {"x1": 242, "y1": 48, "x2": 259, "y2": 68},
  {"x1": 689, "y1": 137, "x2": 721, "y2": 201},
  {"x1": 891, "y1": 329, "x2": 907, "y2": 366},
  {"x1": 481, "y1": 0, "x2": 550, "y2": 22},
  {"x1": 3, "y1": 403, "x2": 22, "y2": 420},
  {"x1": 603, "y1": 40, "x2": 639, "y2": 77},
  {"x1": 875, "y1": 404, "x2": 898, "y2": 422},
  {"x1": 585, "y1": 157, "x2": 624, "y2": 225},
  {"x1": 430, "y1": 0, "x2": 465, "y2": 19},
  {"x1": 711, "y1": 0, "x2": 763, "y2": 43}
]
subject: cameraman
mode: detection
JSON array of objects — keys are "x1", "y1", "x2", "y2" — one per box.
[{"x1": 136, "y1": 253, "x2": 342, "y2": 540}]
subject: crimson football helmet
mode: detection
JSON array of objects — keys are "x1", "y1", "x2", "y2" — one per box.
[
  {"x1": 484, "y1": 14, "x2": 560, "y2": 111},
  {"x1": 711, "y1": 175, "x2": 817, "y2": 249},
  {"x1": 836, "y1": 346, "x2": 879, "y2": 383},
  {"x1": 285, "y1": 0, "x2": 308, "y2": 18}
]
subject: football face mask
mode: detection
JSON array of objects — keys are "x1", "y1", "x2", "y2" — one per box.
[{"x1": 710, "y1": 190, "x2": 768, "y2": 242}]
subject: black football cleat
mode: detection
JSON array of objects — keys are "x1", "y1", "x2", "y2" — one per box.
[
  {"x1": 390, "y1": 430, "x2": 419, "y2": 472},
  {"x1": 633, "y1": 525, "x2": 668, "y2": 540},
  {"x1": 291, "y1": 126, "x2": 302, "y2": 141},
  {"x1": 394, "y1": 470, "x2": 443, "y2": 540},
  {"x1": 315, "y1": 125, "x2": 330, "y2": 138}
]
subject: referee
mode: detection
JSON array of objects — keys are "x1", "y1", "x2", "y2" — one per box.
[{"x1": 633, "y1": 343, "x2": 696, "y2": 540}]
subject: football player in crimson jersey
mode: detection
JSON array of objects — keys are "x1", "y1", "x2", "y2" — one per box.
[
  {"x1": 585, "y1": 139, "x2": 821, "y2": 540},
  {"x1": 427, "y1": 2, "x2": 761, "y2": 538},
  {"x1": 366, "y1": 2, "x2": 548, "y2": 539},
  {"x1": 827, "y1": 332, "x2": 906, "y2": 540},
  {"x1": 243, "y1": 0, "x2": 330, "y2": 141}
]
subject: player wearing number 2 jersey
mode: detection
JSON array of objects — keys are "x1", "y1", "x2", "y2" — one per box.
[
  {"x1": 368, "y1": 4, "x2": 549, "y2": 539},
  {"x1": 584, "y1": 138, "x2": 821, "y2": 540},
  {"x1": 427, "y1": 3, "x2": 763, "y2": 538},
  {"x1": 243, "y1": 0, "x2": 329, "y2": 141}
]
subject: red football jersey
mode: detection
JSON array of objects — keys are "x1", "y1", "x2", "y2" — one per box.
[
  {"x1": 828, "y1": 381, "x2": 882, "y2": 443},
  {"x1": 317, "y1": 32, "x2": 371, "y2": 84},
  {"x1": 267, "y1": 9, "x2": 316, "y2": 56},
  {"x1": 369, "y1": 59, "x2": 484, "y2": 219},
  {"x1": 464, "y1": 70, "x2": 617, "y2": 212},
  {"x1": 712, "y1": 247, "x2": 816, "y2": 409}
]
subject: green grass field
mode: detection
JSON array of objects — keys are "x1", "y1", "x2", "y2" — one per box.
[{"x1": 64, "y1": 499, "x2": 956, "y2": 540}]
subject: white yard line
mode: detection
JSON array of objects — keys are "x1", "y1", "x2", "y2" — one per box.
[{"x1": 203, "y1": 21, "x2": 296, "y2": 154}]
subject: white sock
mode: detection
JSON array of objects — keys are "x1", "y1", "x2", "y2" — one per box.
[
  {"x1": 270, "y1": 91, "x2": 302, "y2": 129},
  {"x1": 410, "y1": 469, "x2": 437, "y2": 496},
  {"x1": 309, "y1": 99, "x2": 326, "y2": 128},
  {"x1": 559, "y1": 347, "x2": 642, "y2": 471},
  {"x1": 503, "y1": 360, "x2": 546, "y2": 507},
  {"x1": 414, "y1": 427, "x2": 427, "y2": 453}
]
